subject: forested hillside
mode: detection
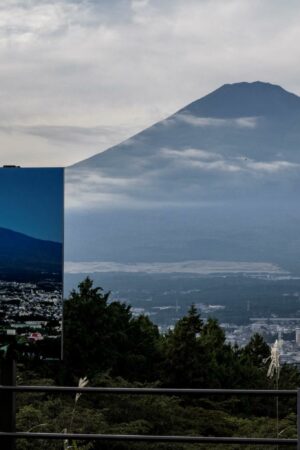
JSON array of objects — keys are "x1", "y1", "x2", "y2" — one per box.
[{"x1": 3, "y1": 278, "x2": 299, "y2": 450}]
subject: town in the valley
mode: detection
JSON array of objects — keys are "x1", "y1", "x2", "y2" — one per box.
[
  {"x1": 129, "y1": 301, "x2": 300, "y2": 366},
  {"x1": 2, "y1": 274, "x2": 300, "y2": 365},
  {"x1": 0, "y1": 280, "x2": 62, "y2": 342}
]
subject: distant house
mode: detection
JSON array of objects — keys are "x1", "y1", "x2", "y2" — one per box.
[{"x1": 28, "y1": 332, "x2": 44, "y2": 343}]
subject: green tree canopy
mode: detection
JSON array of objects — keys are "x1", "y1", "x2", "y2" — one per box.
[{"x1": 63, "y1": 277, "x2": 161, "y2": 382}]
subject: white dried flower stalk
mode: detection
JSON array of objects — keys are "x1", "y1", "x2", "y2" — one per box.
[
  {"x1": 75, "y1": 376, "x2": 89, "y2": 403},
  {"x1": 267, "y1": 339, "x2": 281, "y2": 379}
]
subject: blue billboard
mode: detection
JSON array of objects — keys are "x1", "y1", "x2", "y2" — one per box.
[{"x1": 0, "y1": 167, "x2": 64, "y2": 359}]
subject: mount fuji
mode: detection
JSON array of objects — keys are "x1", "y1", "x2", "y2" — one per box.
[{"x1": 65, "y1": 82, "x2": 300, "y2": 274}]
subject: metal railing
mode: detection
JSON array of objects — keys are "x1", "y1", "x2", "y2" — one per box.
[{"x1": 0, "y1": 384, "x2": 300, "y2": 449}]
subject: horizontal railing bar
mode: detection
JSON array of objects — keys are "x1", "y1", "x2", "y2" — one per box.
[
  {"x1": 0, "y1": 386, "x2": 297, "y2": 396},
  {"x1": 0, "y1": 432, "x2": 297, "y2": 445}
]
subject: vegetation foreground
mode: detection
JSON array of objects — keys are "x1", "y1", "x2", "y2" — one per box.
[{"x1": 1, "y1": 278, "x2": 299, "y2": 449}]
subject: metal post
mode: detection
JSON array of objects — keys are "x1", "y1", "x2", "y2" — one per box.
[
  {"x1": 0, "y1": 355, "x2": 16, "y2": 450},
  {"x1": 297, "y1": 388, "x2": 300, "y2": 450}
]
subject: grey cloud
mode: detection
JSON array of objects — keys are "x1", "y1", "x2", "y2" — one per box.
[
  {"x1": 160, "y1": 148, "x2": 222, "y2": 160},
  {"x1": 65, "y1": 150, "x2": 300, "y2": 209},
  {"x1": 64, "y1": 260, "x2": 284, "y2": 275},
  {"x1": 0, "y1": 123, "x2": 129, "y2": 142},
  {"x1": 0, "y1": 123, "x2": 135, "y2": 166},
  {"x1": 182, "y1": 158, "x2": 300, "y2": 174},
  {"x1": 0, "y1": 0, "x2": 300, "y2": 165},
  {"x1": 65, "y1": 167, "x2": 147, "y2": 208},
  {"x1": 180, "y1": 159, "x2": 242, "y2": 173},
  {"x1": 161, "y1": 146, "x2": 300, "y2": 174},
  {"x1": 131, "y1": 0, "x2": 150, "y2": 11},
  {"x1": 245, "y1": 160, "x2": 300, "y2": 173},
  {"x1": 176, "y1": 114, "x2": 259, "y2": 128}
]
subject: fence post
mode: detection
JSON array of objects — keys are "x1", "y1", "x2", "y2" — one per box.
[
  {"x1": 297, "y1": 388, "x2": 300, "y2": 450},
  {"x1": 0, "y1": 353, "x2": 16, "y2": 450}
]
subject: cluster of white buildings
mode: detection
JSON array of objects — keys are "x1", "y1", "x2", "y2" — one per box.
[
  {"x1": 0, "y1": 280, "x2": 62, "y2": 338},
  {"x1": 224, "y1": 317, "x2": 300, "y2": 365}
]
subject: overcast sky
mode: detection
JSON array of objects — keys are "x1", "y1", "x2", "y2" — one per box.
[{"x1": 1, "y1": 0, "x2": 300, "y2": 167}]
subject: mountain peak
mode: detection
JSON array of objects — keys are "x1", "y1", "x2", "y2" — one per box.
[
  {"x1": 72, "y1": 80, "x2": 300, "y2": 170},
  {"x1": 181, "y1": 81, "x2": 300, "y2": 118},
  {"x1": 220, "y1": 80, "x2": 284, "y2": 90}
]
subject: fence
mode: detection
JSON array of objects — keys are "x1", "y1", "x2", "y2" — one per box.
[{"x1": 1, "y1": 379, "x2": 300, "y2": 449}]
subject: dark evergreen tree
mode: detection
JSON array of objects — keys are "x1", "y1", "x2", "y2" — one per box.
[
  {"x1": 162, "y1": 304, "x2": 206, "y2": 387},
  {"x1": 64, "y1": 277, "x2": 124, "y2": 377},
  {"x1": 243, "y1": 333, "x2": 270, "y2": 367},
  {"x1": 63, "y1": 277, "x2": 162, "y2": 382}
]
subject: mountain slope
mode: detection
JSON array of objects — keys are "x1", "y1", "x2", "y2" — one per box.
[
  {"x1": 65, "y1": 82, "x2": 300, "y2": 271},
  {"x1": 0, "y1": 227, "x2": 63, "y2": 282},
  {"x1": 73, "y1": 81, "x2": 300, "y2": 167},
  {"x1": 69, "y1": 82, "x2": 300, "y2": 205},
  {"x1": 181, "y1": 81, "x2": 300, "y2": 118}
]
